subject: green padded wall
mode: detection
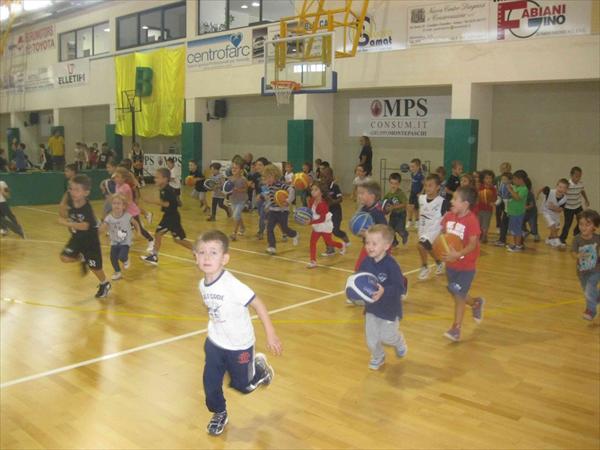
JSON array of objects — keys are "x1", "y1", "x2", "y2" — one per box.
[
  {"x1": 443, "y1": 119, "x2": 479, "y2": 174},
  {"x1": 287, "y1": 120, "x2": 313, "y2": 173},
  {"x1": 6, "y1": 128, "x2": 19, "y2": 160},
  {"x1": 105, "y1": 124, "x2": 123, "y2": 161},
  {"x1": 181, "y1": 122, "x2": 202, "y2": 178},
  {"x1": 0, "y1": 169, "x2": 108, "y2": 206}
]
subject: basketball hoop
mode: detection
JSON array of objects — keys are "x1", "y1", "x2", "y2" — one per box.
[{"x1": 270, "y1": 80, "x2": 301, "y2": 106}]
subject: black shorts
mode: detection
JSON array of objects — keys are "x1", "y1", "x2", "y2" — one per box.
[
  {"x1": 418, "y1": 238, "x2": 433, "y2": 251},
  {"x1": 409, "y1": 192, "x2": 419, "y2": 207},
  {"x1": 156, "y1": 214, "x2": 186, "y2": 240},
  {"x1": 61, "y1": 235, "x2": 103, "y2": 269}
]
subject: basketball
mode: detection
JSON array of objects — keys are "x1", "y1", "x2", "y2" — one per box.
[
  {"x1": 349, "y1": 211, "x2": 374, "y2": 236},
  {"x1": 380, "y1": 199, "x2": 390, "y2": 213},
  {"x1": 400, "y1": 163, "x2": 410, "y2": 173},
  {"x1": 345, "y1": 272, "x2": 380, "y2": 304},
  {"x1": 185, "y1": 175, "x2": 195, "y2": 187},
  {"x1": 294, "y1": 206, "x2": 313, "y2": 225},
  {"x1": 274, "y1": 189, "x2": 289, "y2": 206},
  {"x1": 222, "y1": 180, "x2": 235, "y2": 194},
  {"x1": 432, "y1": 233, "x2": 464, "y2": 260},
  {"x1": 478, "y1": 188, "x2": 497, "y2": 204},
  {"x1": 203, "y1": 178, "x2": 217, "y2": 190},
  {"x1": 293, "y1": 172, "x2": 310, "y2": 190}
]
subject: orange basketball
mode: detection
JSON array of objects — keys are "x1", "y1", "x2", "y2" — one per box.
[
  {"x1": 432, "y1": 233, "x2": 464, "y2": 261},
  {"x1": 478, "y1": 188, "x2": 497, "y2": 205},
  {"x1": 274, "y1": 189, "x2": 289, "y2": 207},
  {"x1": 185, "y1": 175, "x2": 195, "y2": 187},
  {"x1": 293, "y1": 172, "x2": 309, "y2": 190}
]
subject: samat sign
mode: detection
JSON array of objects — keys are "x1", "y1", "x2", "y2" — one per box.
[
  {"x1": 187, "y1": 30, "x2": 252, "y2": 71},
  {"x1": 494, "y1": 0, "x2": 591, "y2": 40},
  {"x1": 349, "y1": 96, "x2": 451, "y2": 138}
]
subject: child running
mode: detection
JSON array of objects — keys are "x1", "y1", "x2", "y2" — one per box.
[
  {"x1": 141, "y1": 168, "x2": 193, "y2": 265},
  {"x1": 539, "y1": 178, "x2": 569, "y2": 247},
  {"x1": 357, "y1": 224, "x2": 408, "y2": 370},
  {"x1": 571, "y1": 210, "x2": 600, "y2": 321},
  {"x1": 262, "y1": 163, "x2": 298, "y2": 255},
  {"x1": 188, "y1": 160, "x2": 210, "y2": 213},
  {"x1": 407, "y1": 158, "x2": 424, "y2": 230},
  {"x1": 194, "y1": 230, "x2": 281, "y2": 436},
  {"x1": 229, "y1": 159, "x2": 248, "y2": 240},
  {"x1": 58, "y1": 174, "x2": 111, "y2": 298},
  {"x1": 321, "y1": 167, "x2": 350, "y2": 256},
  {"x1": 441, "y1": 186, "x2": 485, "y2": 342},
  {"x1": 0, "y1": 180, "x2": 25, "y2": 238},
  {"x1": 383, "y1": 172, "x2": 408, "y2": 247},
  {"x1": 417, "y1": 174, "x2": 448, "y2": 280},
  {"x1": 100, "y1": 194, "x2": 140, "y2": 280},
  {"x1": 206, "y1": 162, "x2": 231, "y2": 222},
  {"x1": 354, "y1": 181, "x2": 387, "y2": 271},
  {"x1": 307, "y1": 181, "x2": 345, "y2": 268},
  {"x1": 506, "y1": 170, "x2": 529, "y2": 252}
]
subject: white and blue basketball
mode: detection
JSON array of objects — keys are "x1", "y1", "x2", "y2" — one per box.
[
  {"x1": 204, "y1": 178, "x2": 217, "y2": 190},
  {"x1": 400, "y1": 163, "x2": 410, "y2": 173},
  {"x1": 380, "y1": 199, "x2": 389, "y2": 213},
  {"x1": 349, "y1": 211, "x2": 374, "y2": 236},
  {"x1": 222, "y1": 180, "x2": 235, "y2": 194},
  {"x1": 294, "y1": 206, "x2": 313, "y2": 225},
  {"x1": 345, "y1": 272, "x2": 379, "y2": 304}
]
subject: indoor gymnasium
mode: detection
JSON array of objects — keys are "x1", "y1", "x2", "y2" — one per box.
[{"x1": 0, "y1": 0, "x2": 599, "y2": 449}]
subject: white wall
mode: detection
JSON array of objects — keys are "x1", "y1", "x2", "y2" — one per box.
[{"x1": 490, "y1": 81, "x2": 600, "y2": 206}]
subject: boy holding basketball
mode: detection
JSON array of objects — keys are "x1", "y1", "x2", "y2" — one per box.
[
  {"x1": 354, "y1": 181, "x2": 387, "y2": 271},
  {"x1": 440, "y1": 186, "x2": 484, "y2": 342},
  {"x1": 194, "y1": 230, "x2": 281, "y2": 436},
  {"x1": 58, "y1": 174, "x2": 111, "y2": 298},
  {"x1": 262, "y1": 163, "x2": 298, "y2": 255},
  {"x1": 383, "y1": 172, "x2": 408, "y2": 246},
  {"x1": 417, "y1": 174, "x2": 449, "y2": 280},
  {"x1": 140, "y1": 168, "x2": 192, "y2": 265},
  {"x1": 357, "y1": 224, "x2": 407, "y2": 370},
  {"x1": 571, "y1": 210, "x2": 600, "y2": 320}
]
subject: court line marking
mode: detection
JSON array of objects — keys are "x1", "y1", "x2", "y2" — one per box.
[
  {"x1": 15, "y1": 205, "x2": 57, "y2": 215},
  {"x1": 1, "y1": 238, "x2": 332, "y2": 295}
]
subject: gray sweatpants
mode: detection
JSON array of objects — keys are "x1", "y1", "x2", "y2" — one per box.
[{"x1": 365, "y1": 313, "x2": 407, "y2": 361}]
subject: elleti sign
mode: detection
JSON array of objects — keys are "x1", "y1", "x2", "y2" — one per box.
[
  {"x1": 54, "y1": 61, "x2": 90, "y2": 88},
  {"x1": 349, "y1": 96, "x2": 451, "y2": 138}
]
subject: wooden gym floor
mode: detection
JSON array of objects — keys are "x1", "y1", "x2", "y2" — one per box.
[{"x1": 1, "y1": 187, "x2": 599, "y2": 449}]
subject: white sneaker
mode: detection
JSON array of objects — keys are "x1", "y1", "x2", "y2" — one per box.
[
  {"x1": 146, "y1": 241, "x2": 155, "y2": 253},
  {"x1": 549, "y1": 238, "x2": 561, "y2": 247},
  {"x1": 266, "y1": 247, "x2": 276, "y2": 255},
  {"x1": 545, "y1": 238, "x2": 553, "y2": 245},
  {"x1": 435, "y1": 262, "x2": 444, "y2": 275},
  {"x1": 339, "y1": 242, "x2": 347, "y2": 255},
  {"x1": 306, "y1": 261, "x2": 317, "y2": 269},
  {"x1": 292, "y1": 235, "x2": 299, "y2": 246},
  {"x1": 123, "y1": 260, "x2": 130, "y2": 269},
  {"x1": 0, "y1": 229, "x2": 7, "y2": 236},
  {"x1": 418, "y1": 266, "x2": 431, "y2": 280},
  {"x1": 145, "y1": 211, "x2": 153, "y2": 225},
  {"x1": 111, "y1": 272, "x2": 122, "y2": 280}
]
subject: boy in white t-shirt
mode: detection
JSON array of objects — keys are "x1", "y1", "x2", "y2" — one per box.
[
  {"x1": 166, "y1": 157, "x2": 182, "y2": 204},
  {"x1": 0, "y1": 180, "x2": 25, "y2": 238},
  {"x1": 195, "y1": 230, "x2": 282, "y2": 436},
  {"x1": 538, "y1": 178, "x2": 569, "y2": 247}
]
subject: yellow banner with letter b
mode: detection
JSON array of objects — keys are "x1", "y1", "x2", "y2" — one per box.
[{"x1": 115, "y1": 46, "x2": 185, "y2": 137}]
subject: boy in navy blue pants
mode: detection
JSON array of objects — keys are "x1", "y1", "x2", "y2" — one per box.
[{"x1": 195, "y1": 230, "x2": 282, "y2": 436}]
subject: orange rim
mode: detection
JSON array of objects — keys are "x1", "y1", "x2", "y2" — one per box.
[{"x1": 270, "y1": 80, "x2": 301, "y2": 91}]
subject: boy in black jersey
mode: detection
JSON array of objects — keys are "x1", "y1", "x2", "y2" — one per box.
[
  {"x1": 58, "y1": 174, "x2": 111, "y2": 298},
  {"x1": 141, "y1": 168, "x2": 193, "y2": 265}
]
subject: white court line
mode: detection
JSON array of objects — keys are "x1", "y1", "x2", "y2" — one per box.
[
  {"x1": 15, "y1": 205, "x2": 57, "y2": 215},
  {"x1": 1, "y1": 237, "x2": 332, "y2": 295}
]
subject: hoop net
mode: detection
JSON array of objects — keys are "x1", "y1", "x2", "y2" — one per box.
[{"x1": 270, "y1": 80, "x2": 301, "y2": 106}]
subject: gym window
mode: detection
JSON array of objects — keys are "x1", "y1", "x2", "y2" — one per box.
[
  {"x1": 198, "y1": 0, "x2": 295, "y2": 35},
  {"x1": 59, "y1": 22, "x2": 110, "y2": 61},
  {"x1": 117, "y1": 2, "x2": 186, "y2": 50}
]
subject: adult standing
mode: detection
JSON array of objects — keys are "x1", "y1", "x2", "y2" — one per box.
[
  {"x1": 559, "y1": 166, "x2": 590, "y2": 245},
  {"x1": 48, "y1": 129, "x2": 65, "y2": 171},
  {"x1": 358, "y1": 135, "x2": 373, "y2": 176}
]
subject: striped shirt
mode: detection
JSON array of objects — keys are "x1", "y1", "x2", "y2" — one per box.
[{"x1": 565, "y1": 179, "x2": 584, "y2": 210}]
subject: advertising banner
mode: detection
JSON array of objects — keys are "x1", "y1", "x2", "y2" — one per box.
[
  {"x1": 54, "y1": 60, "x2": 90, "y2": 88},
  {"x1": 143, "y1": 153, "x2": 182, "y2": 177},
  {"x1": 349, "y1": 96, "x2": 451, "y2": 138},
  {"x1": 6, "y1": 24, "x2": 55, "y2": 56},
  {"x1": 408, "y1": 1, "x2": 489, "y2": 46},
  {"x1": 344, "y1": 1, "x2": 407, "y2": 53},
  {"x1": 187, "y1": 30, "x2": 253, "y2": 71}
]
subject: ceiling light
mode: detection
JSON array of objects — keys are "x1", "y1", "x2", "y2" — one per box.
[
  {"x1": 0, "y1": 5, "x2": 9, "y2": 21},
  {"x1": 251, "y1": 1, "x2": 259, "y2": 6},
  {"x1": 103, "y1": 28, "x2": 110, "y2": 32},
  {"x1": 142, "y1": 25, "x2": 148, "y2": 29},
  {"x1": 241, "y1": 4, "x2": 248, "y2": 9},
  {"x1": 23, "y1": 0, "x2": 52, "y2": 12}
]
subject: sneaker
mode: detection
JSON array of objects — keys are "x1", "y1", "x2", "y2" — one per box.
[
  {"x1": 368, "y1": 357, "x2": 385, "y2": 370},
  {"x1": 306, "y1": 260, "x2": 317, "y2": 269},
  {"x1": 95, "y1": 281, "x2": 111, "y2": 298},
  {"x1": 0, "y1": 228, "x2": 7, "y2": 236},
  {"x1": 256, "y1": 233, "x2": 264, "y2": 240},
  {"x1": 472, "y1": 298, "x2": 485, "y2": 324},
  {"x1": 230, "y1": 233, "x2": 237, "y2": 241},
  {"x1": 395, "y1": 345, "x2": 408, "y2": 358},
  {"x1": 418, "y1": 266, "x2": 430, "y2": 280},
  {"x1": 443, "y1": 327, "x2": 461, "y2": 342},
  {"x1": 435, "y1": 262, "x2": 444, "y2": 275},
  {"x1": 80, "y1": 261, "x2": 89, "y2": 277},
  {"x1": 123, "y1": 259, "x2": 130, "y2": 270},
  {"x1": 339, "y1": 242, "x2": 347, "y2": 255},
  {"x1": 146, "y1": 241, "x2": 155, "y2": 253},
  {"x1": 506, "y1": 244, "x2": 523, "y2": 252},
  {"x1": 549, "y1": 238, "x2": 561, "y2": 247},
  {"x1": 206, "y1": 411, "x2": 228, "y2": 436},
  {"x1": 145, "y1": 211, "x2": 153, "y2": 225},
  {"x1": 281, "y1": 235, "x2": 288, "y2": 242},
  {"x1": 206, "y1": 217, "x2": 216, "y2": 222},
  {"x1": 111, "y1": 272, "x2": 122, "y2": 281},
  {"x1": 582, "y1": 310, "x2": 595, "y2": 321},
  {"x1": 533, "y1": 234, "x2": 541, "y2": 242},
  {"x1": 141, "y1": 254, "x2": 158, "y2": 265},
  {"x1": 558, "y1": 242, "x2": 567, "y2": 249},
  {"x1": 494, "y1": 240, "x2": 506, "y2": 247},
  {"x1": 238, "y1": 228, "x2": 246, "y2": 236},
  {"x1": 266, "y1": 247, "x2": 276, "y2": 255},
  {"x1": 545, "y1": 238, "x2": 554, "y2": 245},
  {"x1": 254, "y1": 353, "x2": 275, "y2": 387},
  {"x1": 292, "y1": 235, "x2": 299, "y2": 246},
  {"x1": 320, "y1": 250, "x2": 336, "y2": 257}
]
